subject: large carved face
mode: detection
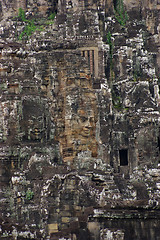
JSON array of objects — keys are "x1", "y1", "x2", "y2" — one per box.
[
  {"x1": 77, "y1": 109, "x2": 95, "y2": 138},
  {"x1": 61, "y1": 88, "x2": 98, "y2": 160}
]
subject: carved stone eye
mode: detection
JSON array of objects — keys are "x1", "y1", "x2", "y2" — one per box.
[{"x1": 80, "y1": 116, "x2": 87, "y2": 123}]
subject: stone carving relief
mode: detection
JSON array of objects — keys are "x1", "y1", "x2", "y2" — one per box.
[
  {"x1": 55, "y1": 63, "x2": 98, "y2": 164},
  {"x1": 21, "y1": 98, "x2": 51, "y2": 142},
  {"x1": 64, "y1": 88, "x2": 98, "y2": 160}
]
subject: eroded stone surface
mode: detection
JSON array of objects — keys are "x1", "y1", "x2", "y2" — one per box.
[{"x1": 0, "y1": 0, "x2": 160, "y2": 239}]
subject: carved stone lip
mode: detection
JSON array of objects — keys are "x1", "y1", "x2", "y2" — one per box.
[
  {"x1": 82, "y1": 129, "x2": 91, "y2": 136},
  {"x1": 83, "y1": 130, "x2": 90, "y2": 133}
]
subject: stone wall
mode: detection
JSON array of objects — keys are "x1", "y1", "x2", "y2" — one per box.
[{"x1": 0, "y1": 0, "x2": 160, "y2": 239}]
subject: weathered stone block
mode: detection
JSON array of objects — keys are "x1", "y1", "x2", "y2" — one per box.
[
  {"x1": 61, "y1": 217, "x2": 70, "y2": 223},
  {"x1": 48, "y1": 223, "x2": 58, "y2": 234}
]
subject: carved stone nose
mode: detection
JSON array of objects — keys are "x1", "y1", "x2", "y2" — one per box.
[{"x1": 85, "y1": 119, "x2": 91, "y2": 128}]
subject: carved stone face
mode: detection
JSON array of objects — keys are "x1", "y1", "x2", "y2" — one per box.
[
  {"x1": 21, "y1": 99, "x2": 47, "y2": 142},
  {"x1": 76, "y1": 108, "x2": 96, "y2": 138},
  {"x1": 60, "y1": 88, "x2": 98, "y2": 161},
  {"x1": 78, "y1": 112, "x2": 95, "y2": 137},
  {"x1": 55, "y1": 63, "x2": 99, "y2": 163}
]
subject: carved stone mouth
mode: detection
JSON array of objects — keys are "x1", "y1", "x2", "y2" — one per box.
[{"x1": 82, "y1": 129, "x2": 90, "y2": 136}]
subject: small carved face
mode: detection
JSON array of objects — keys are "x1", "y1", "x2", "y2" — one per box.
[{"x1": 21, "y1": 100, "x2": 46, "y2": 142}]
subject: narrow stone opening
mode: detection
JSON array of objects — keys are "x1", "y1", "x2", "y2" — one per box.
[
  {"x1": 119, "y1": 149, "x2": 128, "y2": 166},
  {"x1": 113, "y1": 0, "x2": 118, "y2": 10},
  {"x1": 53, "y1": 156, "x2": 58, "y2": 163},
  {"x1": 47, "y1": 0, "x2": 58, "y2": 15},
  {"x1": 158, "y1": 137, "x2": 160, "y2": 151}
]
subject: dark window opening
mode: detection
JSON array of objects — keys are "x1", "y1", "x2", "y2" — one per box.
[
  {"x1": 92, "y1": 50, "x2": 95, "y2": 76},
  {"x1": 47, "y1": 0, "x2": 58, "y2": 15},
  {"x1": 158, "y1": 137, "x2": 160, "y2": 151},
  {"x1": 149, "y1": 83, "x2": 154, "y2": 98},
  {"x1": 87, "y1": 50, "x2": 90, "y2": 69},
  {"x1": 53, "y1": 156, "x2": 58, "y2": 163},
  {"x1": 119, "y1": 149, "x2": 128, "y2": 166},
  {"x1": 113, "y1": 0, "x2": 118, "y2": 10}
]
